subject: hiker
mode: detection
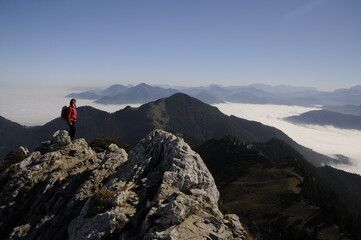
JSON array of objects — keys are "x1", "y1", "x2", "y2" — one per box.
[{"x1": 67, "y1": 98, "x2": 77, "y2": 141}]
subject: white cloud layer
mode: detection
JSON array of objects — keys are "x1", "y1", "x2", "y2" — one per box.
[{"x1": 213, "y1": 103, "x2": 361, "y2": 175}]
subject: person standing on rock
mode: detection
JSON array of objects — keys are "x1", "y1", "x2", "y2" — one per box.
[{"x1": 67, "y1": 99, "x2": 77, "y2": 141}]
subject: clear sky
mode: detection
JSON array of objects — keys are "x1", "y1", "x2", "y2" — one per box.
[{"x1": 0, "y1": 0, "x2": 360, "y2": 90}]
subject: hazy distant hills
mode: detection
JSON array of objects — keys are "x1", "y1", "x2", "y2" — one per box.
[
  {"x1": 1, "y1": 93, "x2": 335, "y2": 167},
  {"x1": 67, "y1": 83, "x2": 178, "y2": 104},
  {"x1": 67, "y1": 84, "x2": 128, "y2": 100},
  {"x1": 224, "y1": 91, "x2": 268, "y2": 104},
  {"x1": 285, "y1": 110, "x2": 361, "y2": 130},
  {"x1": 194, "y1": 91, "x2": 224, "y2": 104},
  {"x1": 67, "y1": 83, "x2": 361, "y2": 106},
  {"x1": 96, "y1": 83, "x2": 178, "y2": 104}
]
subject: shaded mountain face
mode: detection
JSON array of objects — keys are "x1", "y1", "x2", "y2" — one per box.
[
  {"x1": 0, "y1": 130, "x2": 246, "y2": 240},
  {"x1": 196, "y1": 137, "x2": 361, "y2": 240},
  {"x1": 102, "y1": 84, "x2": 128, "y2": 96},
  {"x1": 285, "y1": 110, "x2": 361, "y2": 130},
  {"x1": 0, "y1": 106, "x2": 114, "y2": 161},
  {"x1": 0, "y1": 116, "x2": 29, "y2": 159},
  {"x1": 0, "y1": 93, "x2": 337, "y2": 167}
]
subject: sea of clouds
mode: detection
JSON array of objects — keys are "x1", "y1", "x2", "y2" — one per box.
[
  {"x1": 1, "y1": 87, "x2": 360, "y2": 175},
  {"x1": 213, "y1": 103, "x2": 361, "y2": 175}
]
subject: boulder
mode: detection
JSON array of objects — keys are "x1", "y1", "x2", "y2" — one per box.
[{"x1": 0, "y1": 130, "x2": 246, "y2": 239}]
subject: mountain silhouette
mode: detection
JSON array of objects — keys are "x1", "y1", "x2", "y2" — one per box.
[
  {"x1": 67, "y1": 83, "x2": 361, "y2": 106},
  {"x1": 1, "y1": 93, "x2": 336, "y2": 166},
  {"x1": 285, "y1": 110, "x2": 361, "y2": 130},
  {"x1": 95, "y1": 83, "x2": 179, "y2": 104}
]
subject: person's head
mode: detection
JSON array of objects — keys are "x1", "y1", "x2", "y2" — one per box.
[{"x1": 70, "y1": 99, "x2": 77, "y2": 108}]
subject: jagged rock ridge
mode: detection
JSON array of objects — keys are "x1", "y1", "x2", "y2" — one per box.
[{"x1": 0, "y1": 130, "x2": 246, "y2": 239}]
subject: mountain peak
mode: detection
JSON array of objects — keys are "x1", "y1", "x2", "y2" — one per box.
[
  {"x1": 0, "y1": 130, "x2": 246, "y2": 239},
  {"x1": 163, "y1": 92, "x2": 206, "y2": 105},
  {"x1": 136, "y1": 82, "x2": 151, "y2": 88}
]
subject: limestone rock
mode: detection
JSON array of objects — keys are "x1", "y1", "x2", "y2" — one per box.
[
  {"x1": 0, "y1": 130, "x2": 246, "y2": 240},
  {"x1": 69, "y1": 130, "x2": 246, "y2": 239}
]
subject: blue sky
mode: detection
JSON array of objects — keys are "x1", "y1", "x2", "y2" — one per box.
[{"x1": 0, "y1": 0, "x2": 360, "y2": 90}]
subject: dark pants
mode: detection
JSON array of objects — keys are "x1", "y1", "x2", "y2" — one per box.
[{"x1": 68, "y1": 121, "x2": 76, "y2": 141}]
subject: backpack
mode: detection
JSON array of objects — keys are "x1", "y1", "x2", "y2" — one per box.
[{"x1": 61, "y1": 106, "x2": 68, "y2": 120}]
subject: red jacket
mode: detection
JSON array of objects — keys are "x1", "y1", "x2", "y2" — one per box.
[{"x1": 67, "y1": 106, "x2": 77, "y2": 123}]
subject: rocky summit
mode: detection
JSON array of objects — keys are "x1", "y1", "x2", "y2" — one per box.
[{"x1": 0, "y1": 130, "x2": 246, "y2": 239}]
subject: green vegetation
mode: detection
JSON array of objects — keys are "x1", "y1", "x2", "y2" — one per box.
[
  {"x1": 301, "y1": 167, "x2": 361, "y2": 240},
  {"x1": 90, "y1": 137, "x2": 132, "y2": 153},
  {"x1": 146, "y1": 100, "x2": 170, "y2": 129},
  {"x1": 196, "y1": 137, "x2": 358, "y2": 240},
  {"x1": 0, "y1": 151, "x2": 25, "y2": 172},
  {"x1": 86, "y1": 188, "x2": 116, "y2": 218}
]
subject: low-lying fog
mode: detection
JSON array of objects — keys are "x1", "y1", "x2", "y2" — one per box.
[
  {"x1": 1, "y1": 88, "x2": 360, "y2": 175},
  {"x1": 213, "y1": 103, "x2": 361, "y2": 175},
  {"x1": 0, "y1": 88, "x2": 140, "y2": 126}
]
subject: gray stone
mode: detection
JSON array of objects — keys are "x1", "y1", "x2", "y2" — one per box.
[
  {"x1": 52, "y1": 130, "x2": 72, "y2": 148},
  {"x1": 0, "y1": 130, "x2": 246, "y2": 240}
]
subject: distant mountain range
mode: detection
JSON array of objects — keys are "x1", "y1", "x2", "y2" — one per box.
[
  {"x1": 67, "y1": 83, "x2": 178, "y2": 104},
  {"x1": 1, "y1": 93, "x2": 335, "y2": 167},
  {"x1": 67, "y1": 83, "x2": 361, "y2": 106},
  {"x1": 96, "y1": 83, "x2": 179, "y2": 104},
  {"x1": 285, "y1": 110, "x2": 361, "y2": 130}
]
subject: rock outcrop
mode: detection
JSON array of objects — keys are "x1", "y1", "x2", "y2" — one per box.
[{"x1": 0, "y1": 130, "x2": 246, "y2": 239}]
